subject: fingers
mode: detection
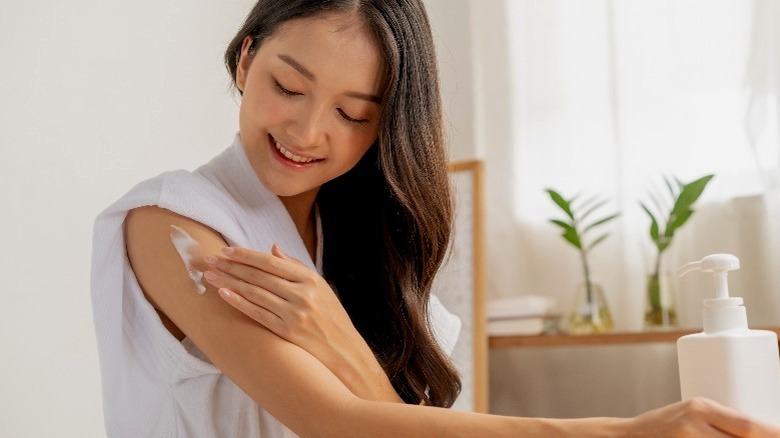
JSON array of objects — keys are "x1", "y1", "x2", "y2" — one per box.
[
  {"x1": 691, "y1": 398, "x2": 777, "y2": 438},
  {"x1": 272, "y1": 244, "x2": 306, "y2": 266},
  {"x1": 222, "y1": 246, "x2": 310, "y2": 282},
  {"x1": 205, "y1": 245, "x2": 326, "y2": 310},
  {"x1": 672, "y1": 397, "x2": 780, "y2": 438},
  {"x1": 206, "y1": 254, "x2": 295, "y2": 301},
  {"x1": 204, "y1": 268, "x2": 289, "y2": 313},
  {"x1": 217, "y1": 288, "x2": 286, "y2": 336}
]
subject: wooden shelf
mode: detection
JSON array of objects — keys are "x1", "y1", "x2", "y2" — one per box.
[{"x1": 489, "y1": 327, "x2": 780, "y2": 349}]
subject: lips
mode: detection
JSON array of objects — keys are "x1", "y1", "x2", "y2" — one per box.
[{"x1": 268, "y1": 134, "x2": 323, "y2": 166}]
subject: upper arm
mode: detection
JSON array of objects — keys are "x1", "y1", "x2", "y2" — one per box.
[{"x1": 124, "y1": 206, "x2": 356, "y2": 435}]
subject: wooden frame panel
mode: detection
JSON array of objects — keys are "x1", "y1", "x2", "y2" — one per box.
[{"x1": 431, "y1": 160, "x2": 487, "y2": 412}]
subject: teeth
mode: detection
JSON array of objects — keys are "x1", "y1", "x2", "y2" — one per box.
[{"x1": 274, "y1": 140, "x2": 317, "y2": 163}]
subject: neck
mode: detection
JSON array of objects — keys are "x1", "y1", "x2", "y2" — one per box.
[{"x1": 278, "y1": 188, "x2": 319, "y2": 257}]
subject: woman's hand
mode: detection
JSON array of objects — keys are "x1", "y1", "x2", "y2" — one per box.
[
  {"x1": 203, "y1": 244, "x2": 402, "y2": 403},
  {"x1": 619, "y1": 398, "x2": 780, "y2": 437}
]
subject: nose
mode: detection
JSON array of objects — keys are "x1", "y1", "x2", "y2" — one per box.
[{"x1": 289, "y1": 102, "x2": 329, "y2": 149}]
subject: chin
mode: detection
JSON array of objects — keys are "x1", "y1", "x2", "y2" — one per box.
[
  {"x1": 258, "y1": 176, "x2": 292, "y2": 196},
  {"x1": 270, "y1": 187, "x2": 304, "y2": 198},
  {"x1": 259, "y1": 175, "x2": 313, "y2": 198}
]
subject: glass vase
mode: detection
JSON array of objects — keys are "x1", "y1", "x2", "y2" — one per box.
[
  {"x1": 644, "y1": 271, "x2": 677, "y2": 329},
  {"x1": 567, "y1": 281, "x2": 613, "y2": 335}
]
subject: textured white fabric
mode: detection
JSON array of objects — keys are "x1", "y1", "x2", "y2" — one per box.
[{"x1": 91, "y1": 133, "x2": 460, "y2": 437}]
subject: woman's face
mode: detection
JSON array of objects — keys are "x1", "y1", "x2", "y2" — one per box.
[{"x1": 236, "y1": 13, "x2": 386, "y2": 198}]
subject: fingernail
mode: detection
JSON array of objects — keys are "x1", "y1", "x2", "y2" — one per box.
[
  {"x1": 273, "y1": 243, "x2": 286, "y2": 256},
  {"x1": 218, "y1": 288, "x2": 231, "y2": 299},
  {"x1": 222, "y1": 247, "x2": 234, "y2": 256},
  {"x1": 204, "y1": 271, "x2": 218, "y2": 281},
  {"x1": 204, "y1": 255, "x2": 218, "y2": 266}
]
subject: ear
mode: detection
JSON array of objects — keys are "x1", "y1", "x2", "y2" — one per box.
[{"x1": 236, "y1": 36, "x2": 254, "y2": 93}]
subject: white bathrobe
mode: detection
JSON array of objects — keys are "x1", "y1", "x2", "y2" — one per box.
[{"x1": 90, "y1": 134, "x2": 461, "y2": 437}]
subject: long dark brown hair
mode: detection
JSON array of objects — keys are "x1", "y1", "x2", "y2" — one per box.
[{"x1": 224, "y1": 0, "x2": 460, "y2": 407}]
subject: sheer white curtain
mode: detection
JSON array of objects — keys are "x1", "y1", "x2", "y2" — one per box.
[
  {"x1": 487, "y1": 0, "x2": 780, "y2": 329},
  {"x1": 479, "y1": 0, "x2": 780, "y2": 418},
  {"x1": 745, "y1": 0, "x2": 780, "y2": 325}
]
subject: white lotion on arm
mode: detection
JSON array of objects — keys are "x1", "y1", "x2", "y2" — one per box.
[{"x1": 169, "y1": 224, "x2": 207, "y2": 294}]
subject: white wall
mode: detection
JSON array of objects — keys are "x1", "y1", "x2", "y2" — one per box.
[
  {"x1": 424, "y1": 0, "x2": 477, "y2": 161},
  {"x1": 0, "y1": 1, "x2": 250, "y2": 436}
]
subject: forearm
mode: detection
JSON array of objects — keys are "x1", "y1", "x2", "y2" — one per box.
[
  {"x1": 326, "y1": 399, "x2": 627, "y2": 438},
  {"x1": 332, "y1": 344, "x2": 403, "y2": 403}
]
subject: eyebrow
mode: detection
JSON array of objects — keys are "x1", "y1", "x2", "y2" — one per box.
[
  {"x1": 277, "y1": 54, "x2": 382, "y2": 104},
  {"x1": 278, "y1": 54, "x2": 315, "y2": 81}
]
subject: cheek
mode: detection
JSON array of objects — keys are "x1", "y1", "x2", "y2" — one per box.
[
  {"x1": 240, "y1": 87, "x2": 290, "y2": 129},
  {"x1": 336, "y1": 132, "x2": 377, "y2": 168}
]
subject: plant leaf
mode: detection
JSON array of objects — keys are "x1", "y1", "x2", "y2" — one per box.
[
  {"x1": 549, "y1": 219, "x2": 581, "y2": 249},
  {"x1": 575, "y1": 194, "x2": 600, "y2": 211},
  {"x1": 587, "y1": 232, "x2": 610, "y2": 251},
  {"x1": 648, "y1": 192, "x2": 668, "y2": 232},
  {"x1": 580, "y1": 198, "x2": 608, "y2": 223},
  {"x1": 663, "y1": 175, "x2": 678, "y2": 200},
  {"x1": 657, "y1": 237, "x2": 670, "y2": 253},
  {"x1": 640, "y1": 203, "x2": 660, "y2": 243},
  {"x1": 562, "y1": 226, "x2": 582, "y2": 249},
  {"x1": 668, "y1": 209, "x2": 693, "y2": 234},
  {"x1": 664, "y1": 175, "x2": 713, "y2": 238},
  {"x1": 549, "y1": 219, "x2": 573, "y2": 231},
  {"x1": 677, "y1": 175, "x2": 713, "y2": 209},
  {"x1": 546, "y1": 189, "x2": 574, "y2": 220},
  {"x1": 582, "y1": 213, "x2": 620, "y2": 234}
]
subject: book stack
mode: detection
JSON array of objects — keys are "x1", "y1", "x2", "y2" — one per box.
[{"x1": 487, "y1": 295, "x2": 561, "y2": 336}]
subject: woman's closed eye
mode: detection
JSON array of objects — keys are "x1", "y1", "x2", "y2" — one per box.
[
  {"x1": 337, "y1": 108, "x2": 368, "y2": 125},
  {"x1": 273, "y1": 78, "x2": 302, "y2": 97},
  {"x1": 273, "y1": 77, "x2": 370, "y2": 125}
]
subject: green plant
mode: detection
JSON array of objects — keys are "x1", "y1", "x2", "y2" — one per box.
[
  {"x1": 546, "y1": 189, "x2": 620, "y2": 307},
  {"x1": 640, "y1": 174, "x2": 714, "y2": 276},
  {"x1": 640, "y1": 174, "x2": 714, "y2": 325}
]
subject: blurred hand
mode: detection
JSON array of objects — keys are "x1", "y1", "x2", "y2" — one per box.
[{"x1": 623, "y1": 398, "x2": 780, "y2": 437}]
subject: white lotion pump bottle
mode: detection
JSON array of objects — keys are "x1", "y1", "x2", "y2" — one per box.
[{"x1": 677, "y1": 254, "x2": 780, "y2": 426}]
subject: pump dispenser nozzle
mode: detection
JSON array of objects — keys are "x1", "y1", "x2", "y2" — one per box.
[
  {"x1": 677, "y1": 254, "x2": 740, "y2": 300},
  {"x1": 677, "y1": 254, "x2": 745, "y2": 333}
]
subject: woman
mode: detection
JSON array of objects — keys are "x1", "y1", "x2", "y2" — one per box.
[{"x1": 92, "y1": 0, "x2": 778, "y2": 436}]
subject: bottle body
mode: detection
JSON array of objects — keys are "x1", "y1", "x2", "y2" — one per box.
[{"x1": 677, "y1": 329, "x2": 780, "y2": 426}]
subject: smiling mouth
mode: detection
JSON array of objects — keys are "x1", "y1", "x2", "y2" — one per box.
[{"x1": 269, "y1": 134, "x2": 323, "y2": 164}]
